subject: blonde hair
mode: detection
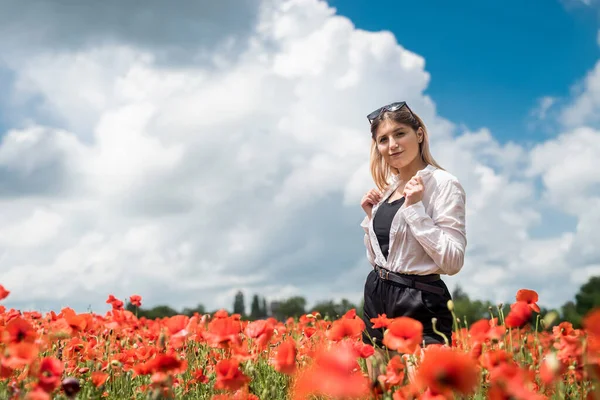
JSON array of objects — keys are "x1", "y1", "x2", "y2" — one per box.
[{"x1": 369, "y1": 107, "x2": 443, "y2": 192}]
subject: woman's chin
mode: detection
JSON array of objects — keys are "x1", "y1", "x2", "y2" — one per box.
[{"x1": 390, "y1": 160, "x2": 407, "y2": 170}]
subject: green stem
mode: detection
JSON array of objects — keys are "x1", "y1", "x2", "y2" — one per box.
[{"x1": 432, "y1": 318, "x2": 449, "y2": 346}]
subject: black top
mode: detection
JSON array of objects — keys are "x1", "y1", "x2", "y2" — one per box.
[{"x1": 373, "y1": 196, "x2": 405, "y2": 260}]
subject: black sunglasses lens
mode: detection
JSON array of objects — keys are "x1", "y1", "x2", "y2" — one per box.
[
  {"x1": 367, "y1": 109, "x2": 382, "y2": 121},
  {"x1": 387, "y1": 102, "x2": 405, "y2": 112},
  {"x1": 367, "y1": 102, "x2": 408, "y2": 122}
]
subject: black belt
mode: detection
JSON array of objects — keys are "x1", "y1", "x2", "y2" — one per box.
[{"x1": 374, "y1": 265, "x2": 445, "y2": 296}]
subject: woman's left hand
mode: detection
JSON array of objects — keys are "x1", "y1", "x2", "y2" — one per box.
[{"x1": 403, "y1": 176, "x2": 424, "y2": 207}]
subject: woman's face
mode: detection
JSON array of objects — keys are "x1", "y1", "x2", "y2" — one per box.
[{"x1": 375, "y1": 119, "x2": 423, "y2": 170}]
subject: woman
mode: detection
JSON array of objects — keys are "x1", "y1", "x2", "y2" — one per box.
[{"x1": 360, "y1": 102, "x2": 467, "y2": 376}]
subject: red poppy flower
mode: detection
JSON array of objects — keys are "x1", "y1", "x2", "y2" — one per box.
[
  {"x1": 245, "y1": 320, "x2": 275, "y2": 350},
  {"x1": 371, "y1": 314, "x2": 393, "y2": 329},
  {"x1": 415, "y1": 347, "x2": 479, "y2": 397},
  {"x1": 516, "y1": 289, "x2": 540, "y2": 313},
  {"x1": 469, "y1": 319, "x2": 505, "y2": 344},
  {"x1": 0, "y1": 284, "x2": 9, "y2": 301},
  {"x1": 480, "y1": 349, "x2": 512, "y2": 372},
  {"x1": 5, "y1": 342, "x2": 39, "y2": 369},
  {"x1": 214, "y1": 359, "x2": 250, "y2": 391},
  {"x1": 3, "y1": 317, "x2": 37, "y2": 345},
  {"x1": 203, "y1": 317, "x2": 242, "y2": 348},
  {"x1": 24, "y1": 388, "x2": 50, "y2": 400},
  {"x1": 583, "y1": 308, "x2": 600, "y2": 338},
  {"x1": 105, "y1": 295, "x2": 124, "y2": 310},
  {"x1": 91, "y1": 371, "x2": 109, "y2": 388},
  {"x1": 352, "y1": 341, "x2": 375, "y2": 359},
  {"x1": 378, "y1": 355, "x2": 405, "y2": 388},
  {"x1": 505, "y1": 301, "x2": 532, "y2": 329},
  {"x1": 37, "y1": 357, "x2": 64, "y2": 393},
  {"x1": 272, "y1": 338, "x2": 297, "y2": 375},
  {"x1": 326, "y1": 317, "x2": 365, "y2": 342},
  {"x1": 292, "y1": 341, "x2": 369, "y2": 400},
  {"x1": 382, "y1": 317, "x2": 423, "y2": 354},
  {"x1": 165, "y1": 315, "x2": 189, "y2": 336},
  {"x1": 129, "y1": 295, "x2": 142, "y2": 307}
]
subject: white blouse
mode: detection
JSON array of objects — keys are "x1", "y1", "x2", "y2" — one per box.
[{"x1": 361, "y1": 164, "x2": 467, "y2": 276}]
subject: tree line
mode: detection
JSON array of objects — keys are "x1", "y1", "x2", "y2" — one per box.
[{"x1": 126, "y1": 275, "x2": 600, "y2": 329}]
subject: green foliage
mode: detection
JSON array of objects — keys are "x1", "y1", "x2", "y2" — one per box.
[
  {"x1": 123, "y1": 275, "x2": 600, "y2": 327},
  {"x1": 250, "y1": 294, "x2": 268, "y2": 320},
  {"x1": 250, "y1": 294, "x2": 261, "y2": 320},
  {"x1": 310, "y1": 298, "x2": 356, "y2": 320},
  {"x1": 261, "y1": 298, "x2": 268, "y2": 318},
  {"x1": 575, "y1": 276, "x2": 600, "y2": 317},
  {"x1": 451, "y1": 286, "x2": 498, "y2": 327},
  {"x1": 272, "y1": 296, "x2": 306, "y2": 320},
  {"x1": 182, "y1": 304, "x2": 206, "y2": 317},
  {"x1": 233, "y1": 290, "x2": 246, "y2": 317},
  {"x1": 125, "y1": 302, "x2": 206, "y2": 320}
]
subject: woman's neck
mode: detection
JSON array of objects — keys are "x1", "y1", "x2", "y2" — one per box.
[{"x1": 397, "y1": 159, "x2": 428, "y2": 182}]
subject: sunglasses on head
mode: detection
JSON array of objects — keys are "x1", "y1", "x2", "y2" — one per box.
[{"x1": 366, "y1": 101, "x2": 414, "y2": 124}]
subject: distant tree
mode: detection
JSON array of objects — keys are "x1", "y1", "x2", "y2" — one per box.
[
  {"x1": 311, "y1": 298, "x2": 356, "y2": 320},
  {"x1": 182, "y1": 303, "x2": 206, "y2": 317},
  {"x1": 233, "y1": 291, "x2": 246, "y2": 316},
  {"x1": 250, "y1": 294, "x2": 261, "y2": 320},
  {"x1": 357, "y1": 298, "x2": 365, "y2": 320},
  {"x1": 261, "y1": 297, "x2": 268, "y2": 318},
  {"x1": 575, "y1": 276, "x2": 600, "y2": 317},
  {"x1": 140, "y1": 305, "x2": 179, "y2": 320},
  {"x1": 451, "y1": 285, "x2": 498, "y2": 328},
  {"x1": 311, "y1": 300, "x2": 337, "y2": 319},
  {"x1": 561, "y1": 301, "x2": 583, "y2": 328},
  {"x1": 274, "y1": 296, "x2": 306, "y2": 320}
]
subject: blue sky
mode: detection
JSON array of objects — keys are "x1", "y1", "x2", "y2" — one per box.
[{"x1": 328, "y1": 0, "x2": 599, "y2": 144}]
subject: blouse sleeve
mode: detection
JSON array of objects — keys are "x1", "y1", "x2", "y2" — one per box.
[
  {"x1": 360, "y1": 216, "x2": 377, "y2": 267},
  {"x1": 400, "y1": 179, "x2": 467, "y2": 275}
]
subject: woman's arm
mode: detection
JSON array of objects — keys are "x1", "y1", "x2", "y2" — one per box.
[
  {"x1": 401, "y1": 179, "x2": 467, "y2": 275},
  {"x1": 361, "y1": 216, "x2": 377, "y2": 267}
]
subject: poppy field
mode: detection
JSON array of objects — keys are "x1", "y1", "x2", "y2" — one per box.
[{"x1": 0, "y1": 285, "x2": 599, "y2": 400}]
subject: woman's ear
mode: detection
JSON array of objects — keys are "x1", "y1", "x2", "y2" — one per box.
[{"x1": 417, "y1": 128, "x2": 424, "y2": 143}]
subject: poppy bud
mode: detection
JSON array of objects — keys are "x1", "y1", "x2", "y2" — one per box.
[
  {"x1": 543, "y1": 311, "x2": 558, "y2": 328},
  {"x1": 62, "y1": 377, "x2": 81, "y2": 398}
]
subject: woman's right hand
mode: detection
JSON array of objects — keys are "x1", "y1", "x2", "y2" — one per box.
[{"x1": 361, "y1": 189, "x2": 382, "y2": 219}]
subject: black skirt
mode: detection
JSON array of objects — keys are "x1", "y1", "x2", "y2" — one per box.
[{"x1": 361, "y1": 267, "x2": 453, "y2": 348}]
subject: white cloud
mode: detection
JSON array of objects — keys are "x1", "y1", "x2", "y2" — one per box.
[
  {"x1": 562, "y1": 61, "x2": 600, "y2": 127},
  {"x1": 531, "y1": 96, "x2": 557, "y2": 120},
  {"x1": 0, "y1": 0, "x2": 597, "y2": 315},
  {"x1": 528, "y1": 127, "x2": 600, "y2": 211}
]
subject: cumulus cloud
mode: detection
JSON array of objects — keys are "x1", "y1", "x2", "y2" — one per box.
[
  {"x1": 0, "y1": 0, "x2": 260, "y2": 64},
  {"x1": 561, "y1": 61, "x2": 600, "y2": 127},
  {"x1": 0, "y1": 0, "x2": 596, "y2": 315}
]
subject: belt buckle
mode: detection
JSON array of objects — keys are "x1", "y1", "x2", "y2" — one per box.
[{"x1": 379, "y1": 268, "x2": 389, "y2": 281}]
